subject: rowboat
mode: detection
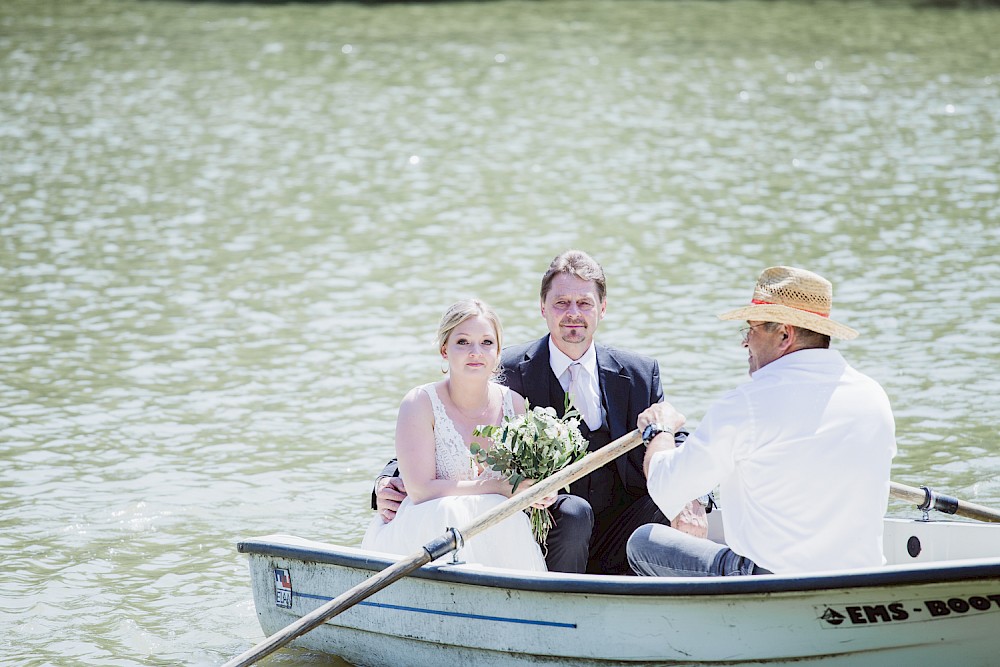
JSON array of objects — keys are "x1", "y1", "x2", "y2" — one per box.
[{"x1": 237, "y1": 513, "x2": 1000, "y2": 666}]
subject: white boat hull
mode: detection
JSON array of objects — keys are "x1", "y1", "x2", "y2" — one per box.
[{"x1": 239, "y1": 518, "x2": 1000, "y2": 666}]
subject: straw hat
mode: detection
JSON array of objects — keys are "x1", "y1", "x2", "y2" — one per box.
[{"x1": 718, "y1": 266, "x2": 858, "y2": 340}]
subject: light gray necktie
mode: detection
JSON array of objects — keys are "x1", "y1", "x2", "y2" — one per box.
[{"x1": 568, "y1": 362, "x2": 600, "y2": 430}]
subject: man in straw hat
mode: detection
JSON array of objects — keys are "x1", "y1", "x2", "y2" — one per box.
[{"x1": 628, "y1": 266, "x2": 896, "y2": 576}]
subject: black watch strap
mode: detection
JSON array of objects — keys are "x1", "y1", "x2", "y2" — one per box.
[{"x1": 642, "y1": 423, "x2": 669, "y2": 446}]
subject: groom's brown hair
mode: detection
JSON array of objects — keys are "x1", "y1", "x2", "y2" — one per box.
[{"x1": 540, "y1": 250, "x2": 607, "y2": 303}]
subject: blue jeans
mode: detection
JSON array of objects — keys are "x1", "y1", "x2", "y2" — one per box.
[{"x1": 627, "y1": 523, "x2": 771, "y2": 577}]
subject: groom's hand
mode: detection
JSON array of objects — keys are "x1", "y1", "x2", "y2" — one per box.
[{"x1": 375, "y1": 477, "x2": 407, "y2": 523}]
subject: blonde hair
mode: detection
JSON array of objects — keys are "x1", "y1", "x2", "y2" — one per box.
[{"x1": 436, "y1": 299, "x2": 504, "y2": 358}]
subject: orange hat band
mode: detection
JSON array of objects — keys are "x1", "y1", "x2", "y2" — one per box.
[{"x1": 751, "y1": 299, "x2": 829, "y2": 318}]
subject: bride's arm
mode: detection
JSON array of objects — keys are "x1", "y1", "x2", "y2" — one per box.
[{"x1": 395, "y1": 387, "x2": 511, "y2": 504}]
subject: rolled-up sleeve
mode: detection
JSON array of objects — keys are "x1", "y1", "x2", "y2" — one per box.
[{"x1": 646, "y1": 390, "x2": 746, "y2": 519}]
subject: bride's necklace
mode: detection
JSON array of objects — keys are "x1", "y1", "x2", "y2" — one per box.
[{"x1": 448, "y1": 382, "x2": 495, "y2": 422}]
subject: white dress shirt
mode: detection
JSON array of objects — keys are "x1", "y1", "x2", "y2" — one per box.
[
  {"x1": 646, "y1": 348, "x2": 896, "y2": 574},
  {"x1": 548, "y1": 338, "x2": 603, "y2": 430}
]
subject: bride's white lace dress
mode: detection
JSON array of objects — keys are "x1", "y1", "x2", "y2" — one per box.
[{"x1": 361, "y1": 383, "x2": 546, "y2": 571}]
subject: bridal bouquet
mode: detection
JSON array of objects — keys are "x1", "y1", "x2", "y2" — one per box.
[{"x1": 470, "y1": 398, "x2": 589, "y2": 547}]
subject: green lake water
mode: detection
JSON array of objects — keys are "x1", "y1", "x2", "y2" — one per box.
[{"x1": 1, "y1": 0, "x2": 998, "y2": 663}]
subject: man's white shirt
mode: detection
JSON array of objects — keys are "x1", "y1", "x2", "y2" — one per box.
[{"x1": 645, "y1": 348, "x2": 896, "y2": 574}]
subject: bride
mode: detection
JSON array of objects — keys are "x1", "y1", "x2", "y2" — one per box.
[{"x1": 361, "y1": 299, "x2": 547, "y2": 571}]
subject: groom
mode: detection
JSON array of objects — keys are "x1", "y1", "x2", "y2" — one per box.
[{"x1": 373, "y1": 250, "x2": 706, "y2": 574}]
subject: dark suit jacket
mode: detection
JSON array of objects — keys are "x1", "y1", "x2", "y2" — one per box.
[{"x1": 500, "y1": 335, "x2": 664, "y2": 500}]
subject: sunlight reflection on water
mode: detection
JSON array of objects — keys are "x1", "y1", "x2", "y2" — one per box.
[{"x1": 2, "y1": 0, "x2": 999, "y2": 664}]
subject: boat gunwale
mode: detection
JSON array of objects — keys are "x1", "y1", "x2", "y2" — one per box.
[{"x1": 237, "y1": 535, "x2": 1000, "y2": 597}]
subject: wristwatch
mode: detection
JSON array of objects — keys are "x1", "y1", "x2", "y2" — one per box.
[
  {"x1": 698, "y1": 491, "x2": 716, "y2": 513},
  {"x1": 642, "y1": 423, "x2": 670, "y2": 446}
]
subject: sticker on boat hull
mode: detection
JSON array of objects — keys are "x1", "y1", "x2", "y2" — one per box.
[
  {"x1": 817, "y1": 592, "x2": 1000, "y2": 629},
  {"x1": 274, "y1": 568, "x2": 293, "y2": 608}
]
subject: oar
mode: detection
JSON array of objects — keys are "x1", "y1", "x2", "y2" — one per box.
[
  {"x1": 890, "y1": 481, "x2": 1000, "y2": 523},
  {"x1": 222, "y1": 429, "x2": 644, "y2": 667}
]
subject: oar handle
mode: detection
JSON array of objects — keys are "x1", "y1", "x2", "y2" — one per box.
[
  {"x1": 890, "y1": 481, "x2": 1000, "y2": 523},
  {"x1": 224, "y1": 429, "x2": 645, "y2": 667}
]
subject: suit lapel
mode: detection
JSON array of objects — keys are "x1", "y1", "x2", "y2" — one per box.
[
  {"x1": 596, "y1": 344, "x2": 632, "y2": 480},
  {"x1": 596, "y1": 345, "x2": 629, "y2": 438},
  {"x1": 517, "y1": 336, "x2": 557, "y2": 411}
]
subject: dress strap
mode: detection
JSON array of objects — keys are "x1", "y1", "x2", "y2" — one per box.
[
  {"x1": 421, "y1": 383, "x2": 442, "y2": 409},
  {"x1": 420, "y1": 383, "x2": 450, "y2": 427},
  {"x1": 500, "y1": 384, "x2": 515, "y2": 419}
]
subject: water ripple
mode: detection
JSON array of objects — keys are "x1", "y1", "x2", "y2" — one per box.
[{"x1": 2, "y1": 0, "x2": 999, "y2": 665}]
